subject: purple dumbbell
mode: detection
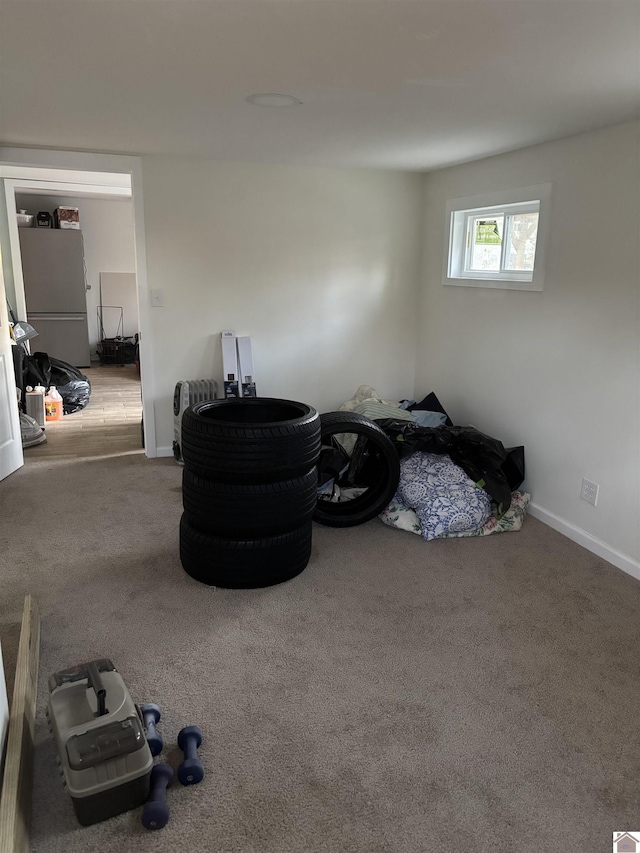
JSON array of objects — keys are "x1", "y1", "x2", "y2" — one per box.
[
  {"x1": 142, "y1": 763, "x2": 173, "y2": 830},
  {"x1": 177, "y1": 725, "x2": 204, "y2": 785},
  {"x1": 141, "y1": 703, "x2": 163, "y2": 756}
]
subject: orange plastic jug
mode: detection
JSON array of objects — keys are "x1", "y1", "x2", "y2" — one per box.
[{"x1": 45, "y1": 385, "x2": 63, "y2": 422}]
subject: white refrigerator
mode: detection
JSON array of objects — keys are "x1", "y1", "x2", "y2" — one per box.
[{"x1": 19, "y1": 228, "x2": 91, "y2": 367}]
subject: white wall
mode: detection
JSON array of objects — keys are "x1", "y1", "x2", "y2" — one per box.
[
  {"x1": 15, "y1": 194, "x2": 136, "y2": 357},
  {"x1": 416, "y1": 121, "x2": 640, "y2": 570},
  {"x1": 141, "y1": 156, "x2": 424, "y2": 452}
]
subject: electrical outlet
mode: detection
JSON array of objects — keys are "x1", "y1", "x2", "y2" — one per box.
[{"x1": 580, "y1": 478, "x2": 599, "y2": 506}]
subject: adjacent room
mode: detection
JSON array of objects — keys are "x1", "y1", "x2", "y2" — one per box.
[
  {"x1": 0, "y1": 2, "x2": 638, "y2": 852},
  {"x1": 10, "y1": 188, "x2": 143, "y2": 460}
]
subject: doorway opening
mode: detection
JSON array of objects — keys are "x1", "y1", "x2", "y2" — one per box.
[
  {"x1": 0, "y1": 155, "x2": 156, "y2": 472},
  {"x1": 4, "y1": 169, "x2": 148, "y2": 462}
]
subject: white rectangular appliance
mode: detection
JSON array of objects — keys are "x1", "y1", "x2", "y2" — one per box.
[
  {"x1": 19, "y1": 229, "x2": 90, "y2": 367},
  {"x1": 173, "y1": 379, "x2": 218, "y2": 463}
]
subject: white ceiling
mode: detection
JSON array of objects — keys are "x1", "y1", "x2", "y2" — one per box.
[{"x1": 1, "y1": 0, "x2": 638, "y2": 172}]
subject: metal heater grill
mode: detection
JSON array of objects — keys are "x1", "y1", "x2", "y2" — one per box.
[{"x1": 173, "y1": 379, "x2": 218, "y2": 462}]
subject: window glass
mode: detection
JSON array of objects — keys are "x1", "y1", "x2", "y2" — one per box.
[
  {"x1": 504, "y1": 212, "x2": 539, "y2": 271},
  {"x1": 469, "y1": 216, "x2": 504, "y2": 271},
  {"x1": 443, "y1": 183, "x2": 551, "y2": 291}
]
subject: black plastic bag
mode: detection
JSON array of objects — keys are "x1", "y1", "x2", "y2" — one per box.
[
  {"x1": 317, "y1": 442, "x2": 351, "y2": 488},
  {"x1": 348, "y1": 434, "x2": 387, "y2": 489},
  {"x1": 502, "y1": 446, "x2": 526, "y2": 492},
  {"x1": 48, "y1": 356, "x2": 91, "y2": 415},
  {"x1": 56, "y1": 378, "x2": 92, "y2": 414},
  {"x1": 47, "y1": 355, "x2": 85, "y2": 383},
  {"x1": 23, "y1": 352, "x2": 92, "y2": 415},
  {"x1": 23, "y1": 351, "x2": 51, "y2": 389},
  {"x1": 375, "y1": 419, "x2": 525, "y2": 515}
]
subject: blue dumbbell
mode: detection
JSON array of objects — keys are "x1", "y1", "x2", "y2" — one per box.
[
  {"x1": 141, "y1": 703, "x2": 163, "y2": 756},
  {"x1": 177, "y1": 725, "x2": 204, "y2": 785},
  {"x1": 142, "y1": 763, "x2": 173, "y2": 830}
]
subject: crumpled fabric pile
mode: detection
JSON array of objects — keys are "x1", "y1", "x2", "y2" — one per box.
[{"x1": 397, "y1": 452, "x2": 492, "y2": 541}]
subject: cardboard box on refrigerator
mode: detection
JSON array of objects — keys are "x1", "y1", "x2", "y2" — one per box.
[
  {"x1": 220, "y1": 331, "x2": 240, "y2": 398},
  {"x1": 54, "y1": 206, "x2": 81, "y2": 229},
  {"x1": 236, "y1": 336, "x2": 257, "y2": 397}
]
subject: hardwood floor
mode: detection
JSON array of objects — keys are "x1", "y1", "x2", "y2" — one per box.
[{"x1": 24, "y1": 364, "x2": 144, "y2": 461}]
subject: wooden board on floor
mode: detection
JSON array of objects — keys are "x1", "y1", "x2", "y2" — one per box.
[{"x1": 0, "y1": 596, "x2": 40, "y2": 853}]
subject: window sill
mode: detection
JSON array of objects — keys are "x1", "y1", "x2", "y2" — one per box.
[{"x1": 444, "y1": 276, "x2": 543, "y2": 291}]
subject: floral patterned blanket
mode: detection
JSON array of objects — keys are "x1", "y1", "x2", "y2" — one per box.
[{"x1": 379, "y1": 451, "x2": 530, "y2": 540}]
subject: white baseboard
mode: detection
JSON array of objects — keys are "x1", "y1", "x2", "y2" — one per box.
[
  {"x1": 156, "y1": 446, "x2": 175, "y2": 458},
  {"x1": 528, "y1": 502, "x2": 640, "y2": 583}
]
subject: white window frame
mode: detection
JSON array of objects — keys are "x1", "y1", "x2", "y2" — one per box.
[{"x1": 442, "y1": 183, "x2": 552, "y2": 291}]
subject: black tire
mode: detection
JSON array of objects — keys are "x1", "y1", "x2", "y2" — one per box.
[
  {"x1": 313, "y1": 411, "x2": 400, "y2": 528},
  {"x1": 183, "y1": 467, "x2": 318, "y2": 537},
  {"x1": 179, "y1": 514, "x2": 312, "y2": 588},
  {"x1": 181, "y1": 398, "x2": 320, "y2": 483}
]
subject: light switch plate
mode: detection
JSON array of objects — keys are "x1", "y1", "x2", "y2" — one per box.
[{"x1": 150, "y1": 289, "x2": 164, "y2": 307}]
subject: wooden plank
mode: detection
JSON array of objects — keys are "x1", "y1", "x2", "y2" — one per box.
[
  {"x1": 0, "y1": 596, "x2": 40, "y2": 853},
  {"x1": 0, "y1": 641, "x2": 9, "y2": 770}
]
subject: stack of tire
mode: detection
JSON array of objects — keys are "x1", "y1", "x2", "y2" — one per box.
[{"x1": 179, "y1": 398, "x2": 321, "y2": 588}]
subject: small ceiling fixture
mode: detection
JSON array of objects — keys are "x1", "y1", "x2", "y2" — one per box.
[{"x1": 246, "y1": 93, "x2": 302, "y2": 108}]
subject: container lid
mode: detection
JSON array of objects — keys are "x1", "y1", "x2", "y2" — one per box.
[{"x1": 66, "y1": 715, "x2": 145, "y2": 771}]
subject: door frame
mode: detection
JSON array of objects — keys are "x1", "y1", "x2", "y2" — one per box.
[
  {"x1": 0, "y1": 244, "x2": 24, "y2": 479},
  {"x1": 0, "y1": 148, "x2": 157, "y2": 457}
]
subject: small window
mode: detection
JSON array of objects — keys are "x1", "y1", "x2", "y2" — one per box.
[{"x1": 443, "y1": 184, "x2": 551, "y2": 291}]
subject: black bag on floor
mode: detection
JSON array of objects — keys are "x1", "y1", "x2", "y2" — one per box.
[
  {"x1": 23, "y1": 352, "x2": 92, "y2": 415},
  {"x1": 375, "y1": 420, "x2": 525, "y2": 515},
  {"x1": 49, "y1": 356, "x2": 92, "y2": 414},
  {"x1": 23, "y1": 351, "x2": 51, "y2": 389}
]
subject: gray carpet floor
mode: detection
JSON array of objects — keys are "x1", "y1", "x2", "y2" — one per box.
[{"x1": 1, "y1": 454, "x2": 639, "y2": 853}]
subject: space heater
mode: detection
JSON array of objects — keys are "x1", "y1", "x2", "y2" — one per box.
[{"x1": 173, "y1": 379, "x2": 218, "y2": 462}]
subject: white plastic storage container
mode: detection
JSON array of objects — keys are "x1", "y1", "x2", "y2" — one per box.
[{"x1": 47, "y1": 659, "x2": 153, "y2": 826}]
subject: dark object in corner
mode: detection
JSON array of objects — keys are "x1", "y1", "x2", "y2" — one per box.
[
  {"x1": 501, "y1": 445, "x2": 525, "y2": 492},
  {"x1": 376, "y1": 419, "x2": 524, "y2": 515},
  {"x1": 406, "y1": 391, "x2": 454, "y2": 426}
]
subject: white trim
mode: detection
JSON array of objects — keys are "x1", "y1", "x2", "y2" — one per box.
[
  {"x1": 8, "y1": 178, "x2": 131, "y2": 198},
  {"x1": 0, "y1": 148, "x2": 142, "y2": 178},
  {"x1": 528, "y1": 502, "x2": 640, "y2": 583},
  {"x1": 443, "y1": 182, "x2": 552, "y2": 291},
  {"x1": 128, "y1": 160, "x2": 157, "y2": 458},
  {"x1": 0, "y1": 165, "x2": 131, "y2": 187},
  {"x1": 156, "y1": 446, "x2": 176, "y2": 458},
  {"x1": 0, "y1": 148, "x2": 157, "y2": 457},
  {"x1": 3, "y1": 182, "x2": 27, "y2": 323}
]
